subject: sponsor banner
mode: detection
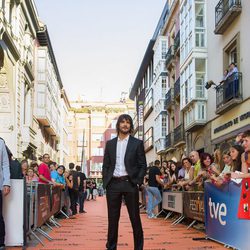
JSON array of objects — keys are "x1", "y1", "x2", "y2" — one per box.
[
  {"x1": 50, "y1": 186, "x2": 62, "y2": 216},
  {"x1": 35, "y1": 184, "x2": 51, "y2": 228},
  {"x1": 162, "y1": 191, "x2": 183, "y2": 214},
  {"x1": 205, "y1": 181, "x2": 250, "y2": 249},
  {"x1": 137, "y1": 88, "x2": 145, "y2": 140},
  {"x1": 183, "y1": 192, "x2": 204, "y2": 222}
]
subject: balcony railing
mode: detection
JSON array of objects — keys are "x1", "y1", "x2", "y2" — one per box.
[
  {"x1": 174, "y1": 77, "x2": 180, "y2": 98},
  {"x1": 216, "y1": 72, "x2": 242, "y2": 114},
  {"x1": 215, "y1": 0, "x2": 242, "y2": 34},
  {"x1": 165, "y1": 88, "x2": 174, "y2": 110},
  {"x1": 174, "y1": 31, "x2": 180, "y2": 53},
  {"x1": 165, "y1": 45, "x2": 175, "y2": 68},
  {"x1": 174, "y1": 124, "x2": 185, "y2": 145},
  {"x1": 165, "y1": 132, "x2": 174, "y2": 150}
]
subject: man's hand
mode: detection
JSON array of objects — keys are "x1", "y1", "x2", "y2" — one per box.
[{"x1": 3, "y1": 186, "x2": 10, "y2": 196}]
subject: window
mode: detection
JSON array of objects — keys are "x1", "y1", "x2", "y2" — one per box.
[
  {"x1": 144, "y1": 127, "x2": 153, "y2": 151},
  {"x1": 162, "y1": 115, "x2": 167, "y2": 137},
  {"x1": 111, "y1": 120, "x2": 117, "y2": 129},
  {"x1": 162, "y1": 40, "x2": 167, "y2": 59},
  {"x1": 92, "y1": 148, "x2": 104, "y2": 156},
  {"x1": 195, "y1": 3, "x2": 205, "y2": 48},
  {"x1": 224, "y1": 35, "x2": 239, "y2": 69},
  {"x1": 92, "y1": 133, "x2": 103, "y2": 141},
  {"x1": 91, "y1": 163, "x2": 102, "y2": 172},
  {"x1": 92, "y1": 117, "x2": 105, "y2": 127},
  {"x1": 144, "y1": 89, "x2": 153, "y2": 117},
  {"x1": 195, "y1": 58, "x2": 206, "y2": 98},
  {"x1": 162, "y1": 77, "x2": 167, "y2": 98}
]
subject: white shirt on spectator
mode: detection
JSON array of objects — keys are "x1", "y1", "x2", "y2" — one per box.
[{"x1": 113, "y1": 135, "x2": 129, "y2": 177}]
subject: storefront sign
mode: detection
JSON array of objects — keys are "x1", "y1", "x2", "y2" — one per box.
[
  {"x1": 183, "y1": 191, "x2": 204, "y2": 222},
  {"x1": 205, "y1": 181, "x2": 250, "y2": 249},
  {"x1": 137, "y1": 89, "x2": 145, "y2": 140},
  {"x1": 162, "y1": 191, "x2": 183, "y2": 214},
  {"x1": 214, "y1": 111, "x2": 250, "y2": 134},
  {"x1": 211, "y1": 99, "x2": 250, "y2": 140}
]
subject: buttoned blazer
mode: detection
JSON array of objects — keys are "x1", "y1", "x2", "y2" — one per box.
[{"x1": 102, "y1": 136, "x2": 147, "y2": 189}]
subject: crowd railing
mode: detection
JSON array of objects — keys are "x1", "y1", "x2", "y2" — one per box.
[
  {"x1": 140, "y1": 179, "x2": 250, "y2": 249},
  {"x1": 3, "y1": 179, "x2": 69, "y2": 247}
]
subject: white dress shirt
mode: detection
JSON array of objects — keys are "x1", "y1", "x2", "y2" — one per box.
[{"x1": 113, "y1": 135, "x2": 129, "y2": 177}]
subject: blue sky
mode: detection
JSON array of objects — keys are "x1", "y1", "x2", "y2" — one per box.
[{"x1": 35, "y1": 0, "x2": 166, "y2": 102}]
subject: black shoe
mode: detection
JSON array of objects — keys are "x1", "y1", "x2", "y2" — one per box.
[{"x1": 83, "y1": 210, "x2": 87, "y2": 213}]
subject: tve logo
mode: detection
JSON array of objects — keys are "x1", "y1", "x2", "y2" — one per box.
[{"x1": 208, "y1": 197, "x2": 227, "y2": 226}]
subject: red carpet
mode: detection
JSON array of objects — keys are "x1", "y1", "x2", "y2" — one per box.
[{"x1": 25, "y1": 196, "x2": 224, "y2": 250}]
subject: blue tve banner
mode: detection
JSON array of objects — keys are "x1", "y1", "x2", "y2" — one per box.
[{"x1": 204, "y1": 181, "x2": 250, "y2": 250}]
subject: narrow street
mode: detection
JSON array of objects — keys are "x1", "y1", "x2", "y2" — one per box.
[{"x1": 28, "y1": 197, "x2": 224, "y2": 250}]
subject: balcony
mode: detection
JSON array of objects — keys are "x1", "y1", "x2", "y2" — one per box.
[
  {"x1": 165, "y1": 45, "x2": 175, "y2": 69},
  {"x1": 174, "y1": 31, "x2": 180, "y2": 54},
  {"x1": 184, "y1": 101, "x2": 207, "y2": 132},
  {"x1": 165, "y1": 88, "x2": 174, "y2": 110},
  {"x1": 174, "y1": 77, "x2": 180, "y2": 99},
  {"x1": 173, "y1": 124, "x2": 185, "y2": 146},
  {"x1": 155, "y1": 138, "x2": 166, "y2": 154},
  {"x1": 214, "y1": 0, "x2": 242, "y2": 34},
  {"x1": 165, "y1": 132, "x2": 175, "y2": 151},
  {"x1": 216, "y1": 72, "x2": 242, "y2": 115}
]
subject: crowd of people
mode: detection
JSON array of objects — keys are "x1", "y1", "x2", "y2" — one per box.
[
  {"x1": 22, "y1": 155, "x2": 100, "y2": 216},
  {"x1": 142, "y1": 129, "x2": 250, "y2": 219}
]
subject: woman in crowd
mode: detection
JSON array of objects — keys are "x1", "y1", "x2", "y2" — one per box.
[
  {"x1": 177, "y1": 158, "x2": 194, "y2": 190},
  {"x1": 230, "y1": 145, "x2": 244, "y2": 172},
  {"x1": 213, "y1": 149, "x2": 223, "y2": 173},
  {"x1": 26, "y1": 167, "x2": 39, "y2": 184},
  {"x1": 168, "y1": 162, "x2": 179, "y2": 186},
  {"x1": 21, "y1": 160, "x2": 28, "y2": 176},
  {"x1": 30, "y1": 161, "x2": 39, "y2": 178},
  {"x1": 221, "y1": 151, "x2": 233, "y2": 173},
  {"x1": 49, "y1": 162, "x2": 57, "y2": 172},
  {"x1": 51, "y1": 165, "x2": 66, "y2": 188}
]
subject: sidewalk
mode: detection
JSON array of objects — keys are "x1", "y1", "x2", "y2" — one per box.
[{"x1": 26, "y1": 196, "x2": 224, "y2": 250}]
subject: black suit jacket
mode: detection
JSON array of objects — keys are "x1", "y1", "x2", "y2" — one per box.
[{"x1": 102, "y1": 135, "x2": 147, "y2": 189}]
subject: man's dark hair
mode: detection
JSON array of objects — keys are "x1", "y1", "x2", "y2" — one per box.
[
  {"x1": 154, "y1": 160, "x2": 160, "y2": 166},
  {"x1": 242, "y1": 130, "x2": 250, "y2": 138},
  {"x1": 69, "y1": 162, "x2": 75, "y2": 170},
  {"x1": 76, "y1": 165, "x2": 81, "y2": 171},
  {"x1": 116, "y1": 114, "x2": 134, "y2": 134}
]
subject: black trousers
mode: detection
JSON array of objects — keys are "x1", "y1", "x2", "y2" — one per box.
[
  {"x1": 106, "y1": 178, "x2": 143, "y2": 250},
  {"x1": 69, "y1": 189, "x2": 78, "y2": 215},
  {"x1": 78, "y1": 191, "x2": 87, "y2": 212},
  {"x1": 0, "y1": 190, "x2": 5, "y2": 246}
]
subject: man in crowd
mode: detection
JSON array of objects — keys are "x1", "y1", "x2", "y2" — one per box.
[
  {"x1": 147, "y1": 160, "x2": 165, "y2": 219},
  {"x1": 102, "y1": 114, "x2": 147, "y2": 250},
  {"x1": 189, "y1": 151, "x2": 201, "y2": 178},
  {"x1": 69, "y1": 163, "x2": 80, "y2": 215},
  {"x1": 0, "y1": 139, "x2": 11, "y2": 249},
  {"x1": 38, "y1": 153, "x2": 52, "y2": 184},
  {"x1": 76, "y1": 165, "x2": 87, "y2": 213}
]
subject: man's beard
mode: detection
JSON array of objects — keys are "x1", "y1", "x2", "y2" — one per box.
[{"x1": 118, "y1": 127, "x2": 130, "y2": 135}]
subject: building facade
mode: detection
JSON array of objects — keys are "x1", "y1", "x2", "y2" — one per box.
[
  {"x1": 130, "y1": 0, "x2": 250, "y2": 162},
  {"x1": 206, "y1": 0, "x2": 250, "y2": 153},
  {"x1": 68, "y1": 100, "x2": 134, "y2": 180},
  {"x1": 0, "y1": 0, "x2": 70, "y2": 163}
]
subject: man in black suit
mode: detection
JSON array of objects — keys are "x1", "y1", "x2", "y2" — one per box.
[{"x1": 102, "y1": 114, "x2": 147, "y2": 250}]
